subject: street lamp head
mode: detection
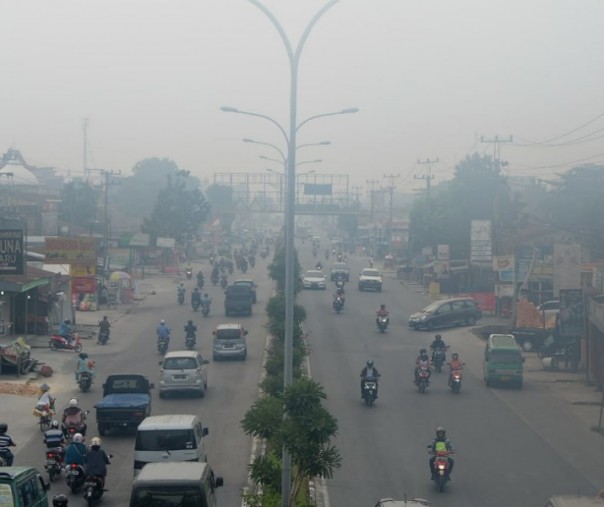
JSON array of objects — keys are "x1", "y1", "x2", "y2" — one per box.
[
  {"x1": 341, "y1": 108, "x2": 359, "y2": 114},
  {"x1": 242, "y1": 138, "x2": 255, "y2": 143},
  {"x1": 318, "y1": 141, "x2": 331, "y2": 145},
  {"x1": 220, "y1": 106, "x2": 239, "y2": 113}
]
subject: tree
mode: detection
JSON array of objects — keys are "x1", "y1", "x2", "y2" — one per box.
[
  {"x1": 114, "y1": 157, "x2": 200, "y2": 220},
  {"x1": 268, "y1": 245, "x2": 302, "y2": 294},
  {"x1": 59, "y1": 179, "x2": 99, "y2": 229},
  {"x1": 142, "y1": 174, "x2": 210, "y2": 244},
  {"x1": 241, "y1": 378, "x2": 342, "y2": 506},
  {"x1": 536, "y1": 164, "x2": 604, "y2": 255},
  {"x1": 408, "y1": 153, "x2": 523, "y2": 258}
]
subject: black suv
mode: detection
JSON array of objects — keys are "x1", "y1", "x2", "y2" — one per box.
[
  {"x1": 224, "y1": 285, "x2": 253, "y2": 316},
  {"x1": 408, "y1": 297, "x2": 482, "y2": 330},
  {"x1": 330, "y1": 262, "x2": 350, "y2": 282}
]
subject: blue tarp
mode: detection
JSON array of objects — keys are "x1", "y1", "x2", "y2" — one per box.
[{"x1": 95, "y1": 393, "x2": 150, "y2": 410}]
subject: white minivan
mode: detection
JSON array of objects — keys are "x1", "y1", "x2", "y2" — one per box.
[{"x1": 133, "y1": 414, "x2": 208, "y2": 474}]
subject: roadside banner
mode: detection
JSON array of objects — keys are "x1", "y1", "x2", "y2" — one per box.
[
  {"x1": 0, "y1": 229, "x2": 24, "y2": 275},
  {"x1": 45, "y1": 237, "x2": 96, "y2": 263}
]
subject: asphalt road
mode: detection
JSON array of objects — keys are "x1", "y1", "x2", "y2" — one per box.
[
  {"x1": 15, "y1": 260, "x2": 273, "y2": 506},
  {"x1": 298, "y1": 242, "x2": 603, "y2": 507}
]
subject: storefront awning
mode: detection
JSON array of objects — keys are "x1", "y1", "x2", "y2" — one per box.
[{"x1": 0, "y1": 266, "x2": 53, "y2": 293}]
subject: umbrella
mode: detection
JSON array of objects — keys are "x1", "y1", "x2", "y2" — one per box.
[{"x1": 109, "y1": 271, "x2": 131, "y2": 281}]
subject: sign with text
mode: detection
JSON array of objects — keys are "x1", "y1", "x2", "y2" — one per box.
[
  {"x1": 470, "y1": 220, "x2": 492, "y2": 263},
  {"x1": 71, "y1": 277, "x2": 97, "y2": 294},
  {"x1": 44, "y1": 237, "x2": 96, "y2": 264},
  {"x1": 303, "y1": 183, "x2": 332, "y2": 196},
  {"x1": 70, "y1": 263, "x2": 96, "y2": 277},
  {"x1": 559, "y1": 288, "x2": 584, "y2": 337},
  {"x1": 0, "y1": 229, "x2": 24, "y2": 275}
]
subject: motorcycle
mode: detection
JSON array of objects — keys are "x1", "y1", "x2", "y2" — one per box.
[
  {"x1": 97, "y1": 329, "x2": 110, "y2": 345},
  {"x1": 78, "y1": 372, "x2": 93, "y2": 393},
  {"x1": 201, "y1": 302, "x2": 210, "y2": 318},
  {"x1": 433, "y1": 349, "x2": 447, "y2": 373},
  {"x1": 416, "y1": 365, "x2": 431, "y2": 394},
  {"x1": 157, "y1": 337, "x2": 169, "y2": 355},
  {"x1": 333, "y1": 297, "x2": 344, "y2": 314},
  {"x1": 50, "y1": 334, "x2": 83, "y2": 353},
  {"x1": 377, "y1": 315, "x2": 389, "y2": 333},
  {"x1": 177, "y1": 292, "x2": 185, "y2": 305},
  {"x1": 248, "y1": 256, "x2": 256, "y2": 269},
  {"x1": 362, "y1": 378, "x2": 378, "y2": 406},
  {"x1": 45, "y1": 447, "x2": 64, "y2": 482},
  {"x1": 83, "y1": 475, "x2": 106, "y2": 505},
  {"x1": 185, "y1": 334, "x2": 196, "y2": 350},
  {"x1": 192, "y1": 299, "x2": 200, "y2": 312},
  {"x1": 211, "y1": 274, "x2": 219, "y2": 286},
  {"x1": 220, "y1": 275, "x2": 228, "y2": 290},
  {"x1": 197, "y1": 277, "x2": 204, "y2": 289},
  {"x1": 430, "y1": 449, "x2": 453, "y2": 492},
  {"x1": 449, "y1": 368, "x2": 463, "y2": 394},
  {"x1": 34, "y1": 398, "x2": 56, "y2": 432},
  {"x1": 65, "y1": 463, "x2": 86, "y2": 493},
  {"x1": 185, "y1": 268, "x2": 193, "y2": 280}
]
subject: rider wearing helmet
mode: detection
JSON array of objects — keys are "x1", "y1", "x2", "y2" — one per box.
[
  {"x1": 64, "y1": 432, "x2": 87, "y2": 466},
  {"x1": 201, "y1": 292, "x2": 212, "y2": 308},
  {"x1": 156, "y1": 320, "x2": 171, "y2": 344},
  {"x1": 35, "y1": 383, "x2": 55, "y2": 412},
  {"x1": 360, "y1": 360, "x2": 381, "y2": 399},
  {"x1": 85, "y1": 437, "x2": 111, "y2": 487},
  {"x1": 376, "y1": 303, "x2": 389, "y2": 325},
  {"x1": 0, "y1": 423, "x2": 16, "y2": 466},
  {"x1": 428, "y1": 426, "x2": 455, "y2": 480},
  {"x1": 430, "y1": 334, "x2": 448, "y2": 363},
  {"x1": 62, "y1": 398, "x2": 87, "y2": 437},
  {"x1": 184, "y1": 320, "x2": 197, "y2": 339},
  {"x1": 52, "y1": 494, "x2": 69, "y2": 507},
  {"x1": 449, "y1": 352, "x2": 463, "y2": 372},
  {"x1": 98, "y1": 315, "x2": 111, "y2": 342},
  {"x1": 43, "y1": 420, "x2": 66, "y2": 457},
  {"x1": 191, "y1": 287, "x2": 201, "y2": 306},
  {"x1": 414, "y1": 348, "x2": 431, "y2": 385},
  {"x1": 58, "y1": 319, "x2": 73, "y2": 345}
]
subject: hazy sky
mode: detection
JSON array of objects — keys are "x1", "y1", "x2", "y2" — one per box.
[{"x1": 2, "y1": 0, "x2": 603, "y2": 192}]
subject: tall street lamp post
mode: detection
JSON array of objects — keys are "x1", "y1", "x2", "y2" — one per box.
[{"x1": 226, "y1": 1, "x2": 353, "y2": 503}]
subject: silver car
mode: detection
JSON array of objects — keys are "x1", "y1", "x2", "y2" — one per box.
[
  {"x1": 159, "y1": 350, "x2": 208, "y2": 398},
  {"x1": 212, "y1": 323, "x2": 248, "y2": 361}
]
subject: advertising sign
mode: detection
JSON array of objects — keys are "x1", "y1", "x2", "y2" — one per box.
[
  {"x1": 437, "y1": 244, "x2": 450, "y2": 261},
  {"x1": 470, "y1": 220, "x2": 492, "y2": 263},
  {"x1": 70, "y1": 263, "x2": 96, "y2": 277},
  {"x1": 553, "y1": 244, "x2": 581, "y2": 296},
  {"x1": 303, "y1": 183, "x2": 332, "y2": 196},
  {"x1": 72, "y1": 277, "x2": 97, "y2": 294},
  {"x1": 45, "y1": 237, "x2": 96, "y2": 263},
  {"x1": 129, "y1": 233, "x2": 150, "y2": 247},
  {"x1": 559, "y1": 288, "x2": 584, "y2": 337},
  {"x1": 0, "y1": 229, "x2": 24, "y2": 275}
]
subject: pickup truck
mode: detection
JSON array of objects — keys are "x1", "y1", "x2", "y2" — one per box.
[{"x1": 95, "y1": 374, "x2": 154, "y2": 436}]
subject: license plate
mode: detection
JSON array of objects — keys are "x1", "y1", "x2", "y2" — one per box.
[
  {"x1": 173, "y1": 374, "x2": 187, "y2": 380},
  {"x1": 499, "y1": 376, "x2": 511, "y2": 381}
]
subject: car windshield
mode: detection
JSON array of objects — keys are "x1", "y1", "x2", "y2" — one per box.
[
  {"x1": 215, "y1": 329, "x2": 241, "y2": 340},
  {"x1": 490, "y1": 350, "x2": 522, "y2": 363},
  {"x1": 306, "y1": 271, "x2": 323, "y2": 278},
  {"x1": 421, "y1": 302, "x2": 442, "y2": 313},
  {"x1": 332, "y1": 263, "x2": 347, "y2": 269},
  {"x1": 362, "y1": 269, "x2": 380, "y2": 277},
  {"x1": 135, "y1": 429, "x2": 195, "y2": 451},
  {"x1": 162, "y1": 357, "x2": 198, "y2": 370},
  {"x1": 235, "y1": 281, "x2": 253, "y2": 287}
]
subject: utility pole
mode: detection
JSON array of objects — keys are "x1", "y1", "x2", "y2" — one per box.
[
  {"x1": 101, "y1": 170, "x2": 121, "y2": 251},
  {"x1": 82, "y1": 118, "x2": 89, "y2": 181},
  {"x1": 415, "y1": 158, "x2": 438, "y2": 249},
  {"x1": 366, "y1": 179, "x2": 379, "y2": 222},
  {"x1": 480, "y1": 135, "x2": 513, "y2": 174},
  {"x1": 383, "y1": 173, "x2": 400, "y2": 256}
]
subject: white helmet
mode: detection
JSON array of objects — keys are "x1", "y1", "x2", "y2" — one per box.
[
  {"x1": 160, "y1": 319, "x2": 165, "y2": 325},
  {"x1": 90, "y1": 437, "x2": 101, "y2": 447},
  {"x1": 73, "y1": 433, "x2": 84, "y2": 443},
  {"x1": 68, "y1": 398, "x2": 78, "y2": 407}
]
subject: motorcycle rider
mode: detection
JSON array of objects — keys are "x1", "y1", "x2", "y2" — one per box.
[
  {"x1": 52, "y1": 494, "x2": 69, "y2": 507},
  {"x1": 315, "y1": 261, "x2": 323, "y2": 270},
  {"x1": 177, "y1": 282, "x2": 186, "y2": 298},
  {"x1": 375, "y1": 304, "x2": 389, "y2": 326},
  {"x1": 448, "y1": 352, "x2": 464, "y2": 383},
  {"x1": 414, "y1": 348, "x2": 432, "y2": 385},
  {"x1": 62, "y1": 398, "x2": 88, "y2": 437},
  {"x1": 430, "y1": 334, "x2": 448, "y2": 364},
  {"x1": 64, "y1": 432, "x2": 87, "y2": 466},
  {"x1": 58, "y1": 319, "x2": 73, "y2": 345},
  {"x1": 35, "y1": 383, "x2": 55, "y2": 413},
  {"x1": 197, "y1": 270, "x2": 204, "y2": 286},
  {"x1": 85, "y1": 437, "x2": 111, "y2": 488},
  {"x1": 156, "y1": 319, "x2": 171, "y2": 345},
  {"x1": 201, "y1": 292, "x2": 212, "y2": 309},
  {"x1": 75, "y1": 352, "x2": 95, "y2": 383},
  {"x1": 0, "y1": 423, "x2": 16, "y2": 466},
  {"x1": 428, "y1": 426, "x2": 455, "y2": 480},
  {"x1": 44, "y1": 421, "x2": 66, "y2": 461},
  {"x1": 98, "y1": 316, "x2": 111, "y2": 343},
  {"x1": 184, "y1": 320, "x2": 197, "y2": 341},
  {"x1": 360, "y1": 360, "x2": 381, "y2": 399},
  {"x1": 191, "y1": 287, "x2": 202, "y2": 308}
]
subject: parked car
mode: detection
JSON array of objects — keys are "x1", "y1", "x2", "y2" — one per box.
[
  {"x1": 158, "y1": 350, "x2": 209, "y2": 398},
  {"x1": 233, "y1": 279, "x2": 257, "y2": 303},
  {"x1": 409, "y1": 297, "x2": 483, "y2": 330},
  {"x1": 358, "y1": 268, "x2": 383, "y2": 292},
  {"x1": 212, "y1": 323, "x2": 248, "y2": 361},
  {"x1": 302, "y1": 270, "x2": 327, "y2": 290}
]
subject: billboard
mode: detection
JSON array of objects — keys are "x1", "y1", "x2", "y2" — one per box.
[
  {"x1": 470, "y1": 220, "x2": 492, "y2": 263},
  {"x1": 559, "y1": 288, "x2": 584, "y2": 337},
  {"x1": 0, "y1": 229, "x2": 24, "y2": 275},
  {"x1": 45, "y1": 237, "x2": 96, "y2": 264},
  {"x1": 553, "y1": 244, "x2": 581, "y2": 296},
  {"x1": 303, "y1": 183, "x2": 332, "y2": 196}
]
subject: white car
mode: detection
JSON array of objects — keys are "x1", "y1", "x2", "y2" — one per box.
[
  {"x1": 302, "y1": 270, "x2": 327, "y2": 290},
  {"x1": 358, "y1": 268, "x2": 383, "y2": 292},
  {"x1": 159, "y1": 350, "x2": 209, "y2": 398}
]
